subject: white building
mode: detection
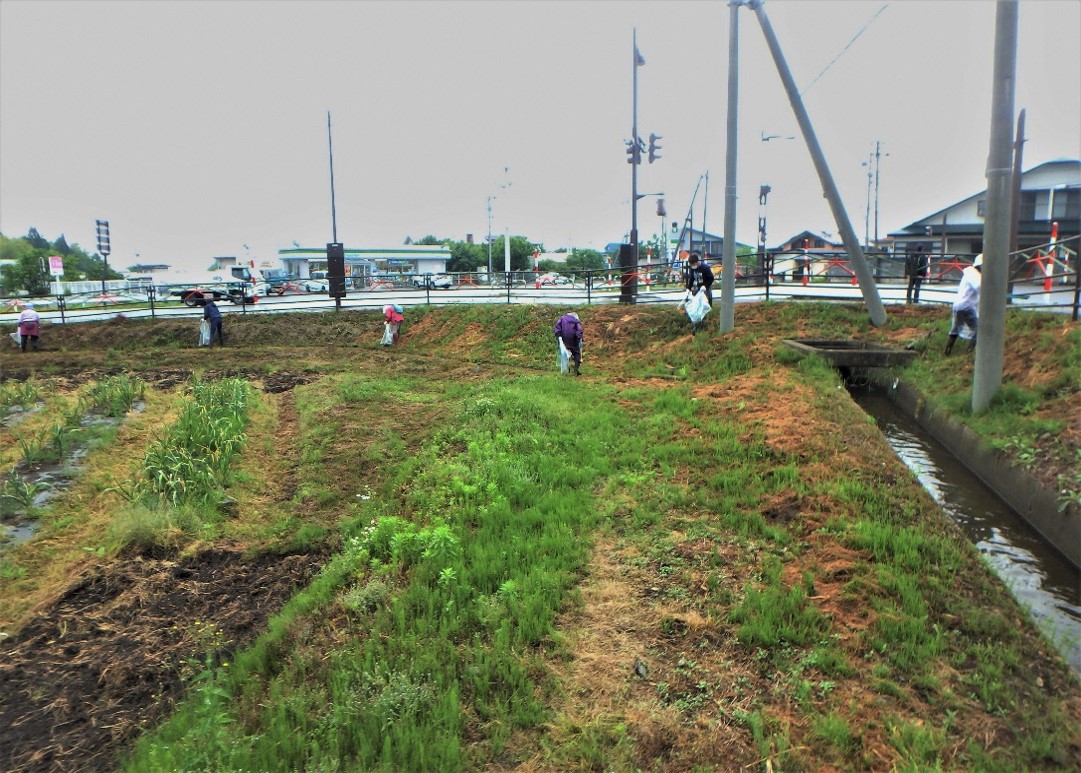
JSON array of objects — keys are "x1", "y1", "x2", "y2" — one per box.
[{"x1": 277, "y1": 245, "x2": 451, "y2": 279}]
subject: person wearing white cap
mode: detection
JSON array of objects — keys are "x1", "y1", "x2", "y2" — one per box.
[
  {"x1": 945, "y1": 254, "x2": 982, "y2": 355},
  {"x1": 17, "y1": 301, "x2": 41, "y2": 352}
]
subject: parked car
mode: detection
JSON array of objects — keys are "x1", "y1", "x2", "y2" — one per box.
[
  {"x1": 411, "y1": 274, "x2": 454, "y2": 289},
  {"x1": 303, "y1": 279, "x2": 329, "y2": 292},
  {"x1": 536, "y1": 273, "x2": 573, "y2": 287}
]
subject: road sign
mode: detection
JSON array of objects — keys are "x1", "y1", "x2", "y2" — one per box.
[{"x1": 48, "y1": 255, "x2": 64, "y2": 276}]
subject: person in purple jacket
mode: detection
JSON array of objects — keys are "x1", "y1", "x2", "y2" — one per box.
[{"x1": 554, "y1": 311, "x2": 583, "y2": 376}]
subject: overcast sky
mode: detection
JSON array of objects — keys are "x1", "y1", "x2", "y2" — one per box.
[{"x1": 2, "y1": 0, "x2": 1078, "y2": 272}]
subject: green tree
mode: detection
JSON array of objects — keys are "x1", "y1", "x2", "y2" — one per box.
[
  {"x1": 490, "y1": 235, "x2": 540, "y2": 272},
  {"x1": 52, "y1": 234, "x2": 71, "y2": 255},
  {"x1": 447, "y1": 240, "x2": 486, "y2": 273},
  {"x1": 0, "y1": 252, "x2": 51, "y2": 296},
  {"x1": 25, "y1": 227, "x2": 49, "y2": 250},
  {"x1": 565, "y1": 249, "x2": 606, "y2": 271}
]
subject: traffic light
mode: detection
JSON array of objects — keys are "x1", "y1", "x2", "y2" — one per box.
[
  {"x1": 656, "y1": 198, "x2": 667, "y2": 218},
  {"x1": 648, "y1": 133, "x2": 663, "y2": 163},
  {"x1": 625, "y1": 138, "x2": 642, "y2": 165},
  {"x1": 95, "y1": 219, "x2": 110, "y2": 257},
  {"x1": 326, "y1": 242, "x2": 347, "y2": 298}
]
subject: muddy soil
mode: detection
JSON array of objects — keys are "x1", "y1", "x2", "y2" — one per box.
[{"x1": 0, "y1": 547, "x2": 324, "y2": 773}]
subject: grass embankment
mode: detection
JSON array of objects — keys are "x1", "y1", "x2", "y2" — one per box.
[{"x1": 1, "y1": 302, "x2": 1078, "y2": 771}]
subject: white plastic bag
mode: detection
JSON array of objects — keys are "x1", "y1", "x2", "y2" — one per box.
[
  {"x1": 557, "y1": 339, "x2": 570, "y2": 374},
  {"x1": 381, "y1": 322, "x2": 395, "y2": 346},
  {"x1": 10, "y1": 329, "x2": 21, "y2": 348},
  {"x1": 951, "y1": 311, "x2": 976, "y2": 340},
  {"x1": 685, "y1": 291, "x2": 711, "y2": 325},
  {"x1": 198, "y1": 318, "x2": 211, "y2": 347}
]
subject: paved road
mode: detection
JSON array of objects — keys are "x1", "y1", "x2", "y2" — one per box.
[{"x1": 2, "y1": 280, "x2": 1076, "y2": 328}]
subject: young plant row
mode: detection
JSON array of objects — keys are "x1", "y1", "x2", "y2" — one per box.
[
  {"x1": 0, "y1": 378, "x2": 42, "y2": 419},
  {"x1": 1, "y1": 374, "x2": 146, "y2": 513},
  {"x1": 115, "y1": 377, "x2": 251, "y2": 509},
  {"x1": 124, "y1": 374, "x2": 638, "y2": 772}
]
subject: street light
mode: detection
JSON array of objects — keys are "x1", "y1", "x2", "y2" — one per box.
[{"x1": 486, "y1": 195, "x2": 495, "y2": 278}]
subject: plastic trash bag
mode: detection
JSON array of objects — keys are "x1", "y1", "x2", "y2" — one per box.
[
  {"x1": 198, "y1": 318, "x2": 211, "y2": 347},
  {"x1": 685, "y1": 291, "x2": 712, "y2": 325},
  {"x1": 557, "y1": 339, "x2": 570, "y2": 374},
  {"x1": 10, "y1": 330, "x2": 21, "y2": 348},
  {"x1": 951, "y1": 311, "x2": 976, "y2": 340},
  {"x1": 381, "y1": 322, "x2": 395, "y2": 346}
]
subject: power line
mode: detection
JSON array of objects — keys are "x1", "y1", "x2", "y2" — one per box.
[{"x1": 800, "y1": 4, "x2": 889, "y2": 96}]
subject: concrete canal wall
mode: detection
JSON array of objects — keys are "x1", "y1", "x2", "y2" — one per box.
[{"x1": 871, "y1": 373, "x2": 1081, "y2": 569}]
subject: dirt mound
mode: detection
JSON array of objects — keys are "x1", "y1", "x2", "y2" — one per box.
[{"x1": 0, "y1": 547, "x2": 324, "y2": 773}]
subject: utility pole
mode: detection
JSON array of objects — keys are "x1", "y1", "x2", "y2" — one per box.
[
  {"x1": 487, "y1": 195, "x2": 494, "y2": 278},
  {"x1": 973, "y1": 1, "x2": 1018, "y2": 412},
  {"x1": 747, "y1": 0, "x2": 887, "y2": 326},
  {"x1": 873, "y1": 140, "x2": 885, "y2": 245},
  {"x1": 327, "y1": 111, "x2": 337, "y2": 244},
  {"x1": 719, "y1": 0, "x2": 741, "y2": 332}
]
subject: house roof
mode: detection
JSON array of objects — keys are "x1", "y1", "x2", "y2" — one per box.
[
  {"x1": 779, "y1": 229, "x2": 844, "y2": 247},
  {"x1": 893, "y1": 159, "x2": 1080, "y2": 234}
]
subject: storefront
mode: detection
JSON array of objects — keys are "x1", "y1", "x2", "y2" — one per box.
[{"x1": 277, "y1": 245, "x2": 451, "y2": 280}]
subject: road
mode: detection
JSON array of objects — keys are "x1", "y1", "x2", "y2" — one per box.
[{"x1": 2, "y1": 280, "x2": 1076, "y2": 328}]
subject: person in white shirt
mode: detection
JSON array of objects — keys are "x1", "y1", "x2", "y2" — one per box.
[{"x1": 945, "y1": 254, "x2": 982, "y2": 355}]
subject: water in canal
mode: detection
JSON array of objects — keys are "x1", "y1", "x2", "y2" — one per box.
[{"x1": 850, "y1": 386, "x2": 1081, "y2": 677}]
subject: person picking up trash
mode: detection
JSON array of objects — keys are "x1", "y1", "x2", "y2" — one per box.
[
  {"x1": 17, "y1": 302, "x2": 41, "y2": 352},
  {"x1": 553, "y1": 311, "x2": 583, "y2": 376},
  {"x1": 382, "y1": 304, "x2": 404, "y2": 346},
  {"x1": 684, "y1": 252, "x2": 714, "y2": 305},
  {"x1": 201, "y1": 298, "x2": 224, "y2": 346},
  {"x1": 945, "y1": 253, "x2": 982, "y2": 355},
  {"x1": 677, "y1": 253, "x2": 714, "y2": 334}
]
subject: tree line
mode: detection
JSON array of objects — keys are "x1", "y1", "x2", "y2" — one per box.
[{"x1": 1, "y1": 228, "x2": 122, "y2": 297}]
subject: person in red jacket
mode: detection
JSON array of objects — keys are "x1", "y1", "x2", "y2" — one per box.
[{"x1": 383, "y1": 304, "x2": 404, "y2": 346}]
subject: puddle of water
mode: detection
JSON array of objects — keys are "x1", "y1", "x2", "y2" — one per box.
[
  {"x1": 851, "y1": 386, "x2": 1081, "y2": 677},
  {"x1": 1, "y1": 413, "x2": 123, "y2": 551},
  {"x1": 1, "y1": 521, "x2": 37, "y2": 544}
]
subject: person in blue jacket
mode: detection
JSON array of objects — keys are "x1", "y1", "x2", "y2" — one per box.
[
  {"x1": 202, "y1": 299, "x2": 224, "y2": 346},
  {"x1": 554, "y1": 311, "x2": 583, "y2": 376}
]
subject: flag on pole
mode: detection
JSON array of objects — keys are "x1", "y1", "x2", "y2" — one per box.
[{"x1": 634, "y1": 45, "x2": 645, "y2": 67}]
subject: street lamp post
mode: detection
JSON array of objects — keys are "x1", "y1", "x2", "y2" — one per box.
[
  {"x1": 487, "y1": 195, "x2": 494, "y2": 278},
  {"x1": 500, "y1": 168, "x2": 512, "y2": 274},
  {"x1": 872, "y1": 140, "x2": 889, "y2": 246},
  {"x1": 758, "y1": 185, "x2": 771, "y2": 298}
]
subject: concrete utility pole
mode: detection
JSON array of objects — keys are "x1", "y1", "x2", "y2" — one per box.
[
  {"x1": 747, "y1": 0, "x2": 887, "y2": 326},
  {"x1": 973, "y1": 1, "x2": 1019, "y2": 412},
  {"x1": 719, "y1": 0, "x2": 741, "y2": 332}
]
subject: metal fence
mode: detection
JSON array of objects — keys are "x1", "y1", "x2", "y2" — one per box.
[{"x1": 3, "y1": 239, "x2": 1079, "y2": 326}]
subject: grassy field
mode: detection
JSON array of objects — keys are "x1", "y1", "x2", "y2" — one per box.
[{"x1": 1, "y1": 301, "x2": 1078, "y2": 772}]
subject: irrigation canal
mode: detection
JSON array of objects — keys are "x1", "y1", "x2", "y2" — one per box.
[{"x1": 849, "y1": 385, "x2": 1081, "y2": 677}]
